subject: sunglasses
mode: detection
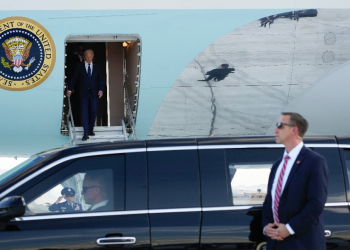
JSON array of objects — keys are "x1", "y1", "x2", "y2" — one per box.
[
  {"x1": 276, "y1": 122, "x2": 295, "y2": 129},
  {"x1": 82, "y1": 186, "x2": 97, "y2": 192},
  {"x1": 65, "y1": 195, "x2": 74, "y2": 197}
]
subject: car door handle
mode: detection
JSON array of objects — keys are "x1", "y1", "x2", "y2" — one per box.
[
  {"x1": 96, "y1": 237, "x2": 136, "y2": 245},
  {"x1": 324, "y1": 230, "x2": 331, "y2": 238}
]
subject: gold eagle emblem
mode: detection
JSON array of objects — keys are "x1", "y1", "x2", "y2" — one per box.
[{"x1": 1, "y1": 36, "x2": 35, "y2": 73}]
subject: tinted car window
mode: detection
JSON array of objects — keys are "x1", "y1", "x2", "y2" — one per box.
[
  {"x1": 225, "y1": 148, "x2": 284, "y2": 206},
  {"x1": 338, "y1": 148, "x2": 350, "y2": 201},
  {"x1": 229, "y1": 163, "x2": 271, "y2": 205},
  {"x1": 200, "y1": 148, "x2": 283, "y2": 207},
  {"x1": 125, "y1": 152, "x2": 147, "y2": 210},
  {"x1": 0, "y1": 156, "x2": 43, "y2": 184},
  {"x1": 21, "y1": 154, "x2": 125, "y2": 215},
  {"x1": 148, "y1": 150, "x2": 200, "y2": 209},
  {"x1": 314, "y1": 148, "x2": 346, "y2": 202},
  {"x1": 199, "y1": 149, "x2": 228, "y2": 207}
]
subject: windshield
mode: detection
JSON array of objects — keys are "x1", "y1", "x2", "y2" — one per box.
[
  {"x1": 0, "y1": 156, "x2": 44, "y2": 184},
  {"x1": 0, "y1": 146, "x2": 71, "y2": 185}
]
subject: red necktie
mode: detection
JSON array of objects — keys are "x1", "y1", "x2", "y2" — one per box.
[{"x1": 273, "y1": 154, "x2": 290, "y2": 222}]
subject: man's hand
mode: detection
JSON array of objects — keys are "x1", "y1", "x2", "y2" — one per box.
[
  {"x1": 276, "y1": 223, "x2": 291, "y2": 239},
  {"x1": 55, "y1": 195, "x2": 65, "y2": 204},
  {"x1": 66, "y1": 90, "x2": 72, "y2": 97},
  {"x1": 98, "y1": 91, "x2": 103, "y2": 98},
  {"x1": 265, "y1": 222, "x2": 283, "y2": 241}
]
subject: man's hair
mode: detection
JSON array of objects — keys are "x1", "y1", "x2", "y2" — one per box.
[
  {"x1": 77, "y1": 43, "x2": 84, "y2": 48},
  {"x1": 84, "y1": 49, "x2": 94, "y2": 56},
  {"x1": 282, "y1": 112, "x2": 308, "y2": 138},
  {"x1": 84, "y1": 170, "x2": 112, "y2": 199}
]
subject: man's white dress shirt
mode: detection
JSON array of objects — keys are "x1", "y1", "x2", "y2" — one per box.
[
  {"x1": 84, "y1": 61, "x2": 93, "y2": 74},
  {"x1": 270, "y1": 141, "x2": 304, "y2": 235},
  {"x1": 90, "y1": 199, "x2": 109, "y2": 211}
]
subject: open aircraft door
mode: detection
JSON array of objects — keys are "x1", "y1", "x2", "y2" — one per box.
[{"x1": 62, "y1": 35, "x2": 141, "y2": 144}]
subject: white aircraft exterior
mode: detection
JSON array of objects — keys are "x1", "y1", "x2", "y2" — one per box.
[{"x1": 1, "y1": 0, "x2": 350, "y2": 169}]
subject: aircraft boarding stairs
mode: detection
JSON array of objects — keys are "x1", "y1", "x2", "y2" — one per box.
[
  {"x1": 66, "y1": 96, "x2": 136, "y2": 145},
  {"x1": 70, "y1": 124, "x2": 128, "y2": 145}
]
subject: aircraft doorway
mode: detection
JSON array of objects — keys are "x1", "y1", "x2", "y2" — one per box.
[{"x1": 62, "y1": 35, "x2": 141, "y2": 144}]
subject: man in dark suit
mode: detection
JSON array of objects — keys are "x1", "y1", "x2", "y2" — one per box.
[
  {"x1": 74, "y1": 43, "x2": 85, "y2": 64},
  {"x1": 81, "y1": 170, "x2": 113, "y2": 212},
  {"x1": 67, "y1": 49, "x2": 104, "y2": 141},
  {"x1": 67, "y1": 43, "x2": 85, "y2": 127},
  {"x1": 49, "y1": 187, "x2": 82, "y2": 213},
  {"x1": 262, "y1": 112, "x2": 328, "y2": 250}
]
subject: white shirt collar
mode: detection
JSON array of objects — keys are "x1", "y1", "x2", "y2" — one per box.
[
  {"x1": 84, "y1": 61, "x2": 93, "y2": 72},
  {"x1": 270, "y1": 141, "x2": 304, "y2": 234},
  {"x1": 283, "y1": 141, "x2": 304, "y2": 160},
  {"x1": 91, "y1": 199, "x2": 108, "y2": 211}
]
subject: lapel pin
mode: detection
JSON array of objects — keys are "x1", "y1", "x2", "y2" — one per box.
[{"x1": 297, "y1": 161, "x2": 300, "y2": 164}]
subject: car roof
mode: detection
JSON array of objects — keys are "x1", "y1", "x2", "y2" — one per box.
[
  {"x1": 0, "y1": 135, "x2": 344, "y2": 196},
  {"x1": 40, "y1": 135, "x2": 339, "y2": 158}
]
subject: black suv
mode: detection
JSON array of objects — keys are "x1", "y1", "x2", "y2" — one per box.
[{"x1": 0, "y1": 136, "x2": 349, "y2": 250}]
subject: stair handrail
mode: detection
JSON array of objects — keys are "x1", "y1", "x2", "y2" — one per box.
[
  {"x1": 121, "y1": 119, "x2": 128, "y2": 140},
  {"x1": 124, "y1": 85, "x2": 137, "y2": 140},
  {"x1": 67, "y1": 95, "x2": 77, "y2": 145}
]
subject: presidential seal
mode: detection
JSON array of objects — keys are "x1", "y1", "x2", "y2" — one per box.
[{"x1": 0, "y1": 17, "x2": 56, "y2": 91}]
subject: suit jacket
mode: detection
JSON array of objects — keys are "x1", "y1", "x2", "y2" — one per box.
[
  {"x1": 262, "y1": 146, "x2": 328, "y2": 250},
  {"x1": 49, "y1": 201, "x2": 82, "y2": 213},
  {"x1": 73, "y1": 54, "x2": 83, "y2": 64},
  {"x1": 66, "y1": 54, "x2": 82, "y2": 80},
  {"x1": 69, "y1": 62, "x2": 104, "y2": 98}
]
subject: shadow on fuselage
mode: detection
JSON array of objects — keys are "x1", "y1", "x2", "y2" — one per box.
[
  {"x1": 198, "y1": 64, "x2": 235, "y2": 82},
  {"x1": 260, "y1": 9, "x2": 318, "y2": 28}
]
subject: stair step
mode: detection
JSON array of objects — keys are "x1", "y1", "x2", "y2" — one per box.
[
  {"x1": 69, "y1": 125, "x2": 128, "y2": 145},
  {"x1": 75, "y1": 131, "x2": 124, "y2": 136},
  {"x1": 75, "y1": 137, "x2": 126, "y2": 144},
  {"x1": 75, "y1": 134, "x2": 125, "y2": 139},
  {"x1": 74, "y1": 126, "x2": 123, "y2": 132}
]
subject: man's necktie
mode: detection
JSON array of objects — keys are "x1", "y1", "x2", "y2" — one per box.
[
  {"x1": 88, "y1": 64, "x2": 91, "y2": 77},
  {"x1": 273, "y1": 154, "x2": 290, "y2": 223}
]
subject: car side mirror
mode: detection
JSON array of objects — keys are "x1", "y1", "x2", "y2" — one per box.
[{"x1": 0, "y1": 196, "x2": 26, "y2": 221}]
